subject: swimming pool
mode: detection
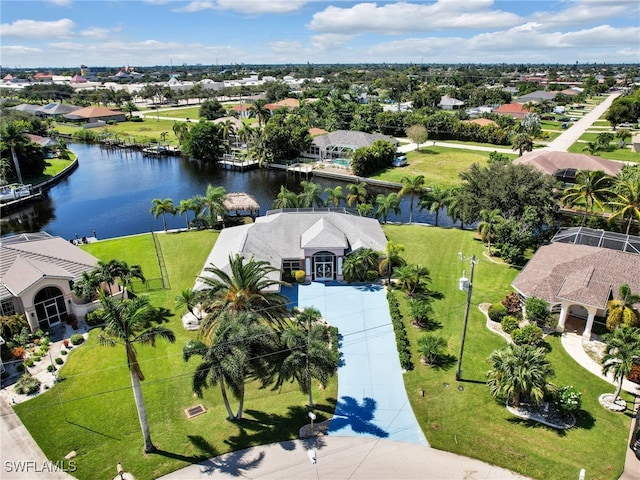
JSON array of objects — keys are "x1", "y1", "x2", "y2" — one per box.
[{"x1": 332, "y1": 158, "x2": 350, "y2": 167}]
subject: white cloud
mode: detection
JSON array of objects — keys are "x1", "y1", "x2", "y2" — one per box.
[
  {"x1": 310, "y1": 33, "x2": 356, "y2": 51},
  {"x1": 79, "y1": 27, "x2": 113, "y2": 40},
  {"x1": 528, "y1": 0, "x2": 637, "y2": 31},
  {"x1": 173, "y1": 0, "x2": 308, "y2": 14},
  {"x1": 308, "y1": 1, "x2": 522, "y2": 34},
  {"x1": 267, "y1": 40, "x2": 306, "y2": 55},
  {"x1": 0, "y1": 18, "x2": 76, "y2": 38},
  {"x1": 48, "y1": 0, "x2": 73, "y2": 7}
]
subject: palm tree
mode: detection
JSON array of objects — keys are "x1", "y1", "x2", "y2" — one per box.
[
  {"x1": 201, "y1": 185, "x2": 227, "y2": 228},
  {"x1": 248, "y1": 130, "x2": 273, "y2": 166},
  {"x1": 346, "y1": 182, "x2": 369, "y2": 208},
  {"x1": 115, "y1": 261, "x2": 145, "y2": 299},
  {"x1": 72, "y1": 270, "x2": 101, "y2": 302},
  {"x1": 184, "y1": 311, "x2": 278, "y2": 420},
  {"x1": 298, "y1": 181, "x2": 324, "y2": 208},
  {"x1": 378, "y1": 240, "x2": 406, "y2": 282},
  {"x1": 198, "y1": 254, "x2": 290, "y2": 339},
  {"x1": 356, "y1": 203, "x2": 374, "y2": 217},
  {"x1": 236, "y1": 124, "x2": 255, "y2": 147},
  {"x1": 273, "y1": 185, "x2": 299, "y2": 209},
  {"x1": 606, "y1": 284, "x2": 640, "y2": 330},
  {"x1": 608, "y1": 176, "x2": 640, "y2": 234},
  {"x1": 616, "y1": 129, "x2": 632, "y2": 147},
  {"x1": 419, "y1": 186, "x2": 448, "y2": 227},
  {"x1": 582, "y1": 142, "x2": 603, "y2": 156},
  {"x1": 511, "y1": 132, "x2": 533, "y2": 156},
  {"x1": 561, "y1": 170, "x2": 614, "y2": 226},
  {"x1": 477, "y1": 208, "x2": 503, "y2": 255},
  {"x1": 324, "y1": 186, "x2": 344, "y2": 208},
  {"x1": 1, "y1": 120, "x2": 29, "y2": 183},
  {"x1": 486, "y1": 343, "x2": 554, "y2": 407},
  {"x1": 275, "y1": 314, "x2": 338, "y2": 407},
  {"x1": 342, "y1": 248, "x2": 379, "y2": 282},
  {"x1": 249, "y1": 99, "x2": 270, "y2": 128},
  {"x1": 172, "y1": 122, "x2": 189, "y2": 146},
  {"x1": 601, "y1": 326, "x2": 640, "y2": 404},
  {"x1": 221, "y1": 119, "x2": 236, "y2": 153},
  {"x1": 176, "y1": 198, "x2": 195, "y2": 230},
  {"x1": 393, "y1": 264, "x2": 431, "y2": 297},
  {"x1": 96, "y1": 295, "x2": 176, "y2": 452},
  {"x1": 175, "y1": 288, "x2": 202, "y2": 322},
  {"x1": 150, "y1": 198, "x2": 175, "y2": 232},
  {"x1": 93, "y1": 259, "x2": 122, "y2": 295},
  {"x1": 374, "y1": 193, "x2": 401, "y2": 224},
  {"x1": 398, "y1": 175, "x2": 425, "y2": 224},
  {"x1": 0, "y1": 313, "x2": 28, "y2": 341}
]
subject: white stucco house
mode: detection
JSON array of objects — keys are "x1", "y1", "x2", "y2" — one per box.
[
  {"x1": 0, "y1": 232, "x2": 116, "y2": 332},
  {"x1": 195, "y1": 209, "x2": 388, "y2": 293},
  {"x1": 512, "y1": 227, "x2": 640, "y2": 339}
]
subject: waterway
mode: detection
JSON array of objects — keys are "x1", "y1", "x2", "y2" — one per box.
[{"x1": 1, "y1": 143, "x2": 454, "y2": 240}]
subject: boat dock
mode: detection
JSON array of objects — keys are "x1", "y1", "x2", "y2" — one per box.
[{"x1": 219, "y1": 154, "x2": 259, "y2": 171}]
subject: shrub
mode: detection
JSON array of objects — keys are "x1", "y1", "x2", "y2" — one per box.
[
  {"x1": 32, "y1": 354, "x2": 42, "y2": 362},
  {"x1": 11, "y1": 346, "x2": 25, "y2": 359},
  {"x1": 501, "y1": 315, "x2": 520, "y2": 334},
  {"x1": 365, "y1": 270, "x2": 379, "y2": 281},
  {"x1": 524, "y1": 296, "x2": 549, "y2": 324},
  {"x1": 129, "y1": 116, "x2": 143, "y2": 122},
  {"x1": 512, "y1": 324, "x2": 544, "y2": 347},
  {"x1": 14, "y1": 374, "x2": 41, "y2": 395},
  {"x1": 501, "y1": 292, "x2": 522, "y2": 315},
  {"x1": 24, "y1": 358, "x2": 35, "y2": 368},
  {"x1": 555, "y1": 385, "x2": 582, "y2": 413},
  {"x1": 85, "y1": 309, "x2": 105, "y2": 327},
  {"x1": 387, "y1": 290, "x2": 413, "y2": 371},
  {"x1": 70, "y1": 334, "x2": 84, "y2": 345},
  {"x1": 60, "y1": 350, "x2": 68, "y2": 356},
  {"x1": 488, "y1": 303, "x2": 507, "y2": 322},
  {"x1": 47, "y1": 364, "x2": 56, "y2": 372},
  {"x1": 55, "y1": 357, "x2": 64, "y2": 365},
  {"x1": 417, "y1": 334, "x2": 448, "y2": 366},
  {"x1": 294, "y1": 270, "x2": 306, "y2": 283},
  {"x1": 16, "y1": 364, "x2": 25, "y2": 372}
]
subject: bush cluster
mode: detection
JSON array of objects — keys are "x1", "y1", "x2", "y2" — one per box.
[
  {"x1": 15, "y1": 374, "x2": 41, "y2": 395},
  {"x1": 387, "y1": 290, "x2": 413, "y2": 371},
  {"x1": 488, "y1": 303, "x2": 507, "y2": 322},
  {"x1": 85, "y1": 309, "x2": 104, "y2": 327},
  {"x1": 501, "y1": 315, "x2": 520, "y2": 334},
  {"x1": 554, "y1": 385, "x2": 582, "y2": 413},
  {"x1": 55, "y1": 357, "x2": 64, "y2": 365},
  {"x1": 511, "y1": 324, "x2": 544, "y2": 347},
  {"x1": 70, "y1": 334, "x2": 85, "y2": 346}
]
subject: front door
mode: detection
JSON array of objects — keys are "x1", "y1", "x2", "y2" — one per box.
[{"x1": 313, "y1": 252, "x2": 335, "y2": 281}]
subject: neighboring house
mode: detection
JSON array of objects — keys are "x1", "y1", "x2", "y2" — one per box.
[
  {"x1": 513, "y1": 150, "x2": 624, "y2": 183},
  {"x1": 438, "y1": 95, "x2": 465, "y2": 110},
  {"x1": 632, "y1": 134, "x2": 640, "y2": 153},
  {"x1": 9, "y1": 104, "x2": 42, "y2": 114},
  {"x1": 517, "y1": 90, "x2": 558, "y2": 103},
  {"x1": 0, "y1": 232, "x2": 117, "y2": 332},
  {"x1": 494, "y1": 102, "x2": 531, "y2": 119},
  {"x1": 36, "y1": 102, "x2": 82, "y2": 120},
  {"x1": 196, "y1": 209, "x2": 388, "y2": 291},
  {"x1": 70, "y1": 74, "x2": 87, "y2": 84},
  {"x1": 512, "y1": 227, "x2": 640, "y2": 339},
  {"x1": 63, "y1": 106, "x2": 127, "y2": 123},
  {"x1": 462, "y1": 118, "x2": 498, "y2": 127},
  {"x1": 560, "y1": 87, "x2": 584, "y2": 97},
  {"x1": 265, "y1": 98, "x2": 300, "y2": 111},
  {"x1": 24, "y1": 134, "x2": 59, "y2": 158},
  {"x1": 303, "y1": 129, "x2": 398, "y2": 161},
  {"x1": 230, "y1": 104, "x2": 252, "y2": 119}
]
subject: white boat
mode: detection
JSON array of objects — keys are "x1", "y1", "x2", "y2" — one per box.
[{"x1": 0, "y1": 184, "x2": 33, "y2": 202}]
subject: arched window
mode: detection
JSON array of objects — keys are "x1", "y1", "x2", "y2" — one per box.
[{"x1": 34, "y1": 286, "x2": 67, "y2": 330}]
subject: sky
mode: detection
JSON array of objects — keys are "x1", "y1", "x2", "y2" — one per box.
[{"x1": 0, "y1": 0, "x2": 639, "y2": 69}]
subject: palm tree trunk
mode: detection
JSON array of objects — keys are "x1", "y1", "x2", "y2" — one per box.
[
  {"x1": 612, "y1": 378, "x2": 624, "y2": 403},
  {"x1": 409, "y1": 195, "x2": 414, "y2": 224},
  {"x1": 235, "y1": 383, "x2": 245, "y2": 420},
  {"x1": 162, "y1": 213, "x2": 167, "y2": 232},
  {"x1": 185, "y1": 212, "x2": 190, "y2": 230},
  {"x1": 307, "y1": 381, "x2": 314, "y2": 408},
  {"x1": 11, "y1": 147, "x2": 23, "y2": 184},
  {"x1": 219, "y1": 377, "x2": 235, "y2": 420},
  {"x1": 130, "y1": 370, "x2": 155, "y2": 453}
]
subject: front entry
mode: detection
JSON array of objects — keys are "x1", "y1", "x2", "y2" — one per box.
[
  {"x1": 313, "y1": 251, "x2": 335, "y2": 281},
  {"x1": 34, "y1": 286, "x2": 67, "y2": 330}
]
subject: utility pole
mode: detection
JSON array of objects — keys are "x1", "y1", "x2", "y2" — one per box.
[{"x1": 456, "y1": 254, "x2": 478, "y2": 381}]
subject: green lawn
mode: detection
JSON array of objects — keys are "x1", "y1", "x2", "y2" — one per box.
[
  {"x1": 370, "y1": 147, "x2": 516, "y2": 188},
  {"x1": 383, "y1": 225, "x2": 633, "y2": 480},
  {"x1": 568, "y1": 142, "x2": 640, "y2": 163},
  {"x1": 13, "y1": 227, "x2": 634, "y2": 480},
  {"x1": 541, "y1": 120, "x2": 563, "y2": 131},
  {"x1": 55, "y1": 119, "x2": 181, "y2": 146},
  {"x1": 14, "y1": 230, "x2": 337, "y2": 480},
  {"x1": 143, "y1": 107, "x2": 201, "y2": 120},
  {"x1": 24, "y1": 155, "x2": 76, "y2": 185}
]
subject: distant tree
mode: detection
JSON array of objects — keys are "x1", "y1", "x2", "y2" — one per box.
[
  {"x1": 601, "y1": 326, "x2": 640, "y2": 404},
  {"x1": 511, "y1": 132, "x2": 533, "y2": 156},
  {"x1": 606, "y1": 284, "x2": 640, "y2": 330},
  {"x1": 399, "y1": 175, "x2": 425, "y2": 224},
  {"x1": 182, "y1": 121, "x2": 225, "y2": 162},
  {"x1": 199, "y1": 98, "x2": 226, "y2": 120},
  {"x1": 561, "y1": 170, "x2": 615, "y2": 226},
  {"x1": 418, "y1": 186, "x2": 449, "y2": 227},
  {"x1": 324, "y1": 186, "x2": 344, "y2": 207},
  {"x1": 608, "y1": 176, "x2": 640, "y2": 234},
  {"x1": 375, "y1": 193, "x2": 401, "y2": 224},
  {"x1": 405, "y1": 125, "x2": 429, "y2": 151},
  {"x1": 150, "y1": 198, "x2": 175, "y2": 232}
]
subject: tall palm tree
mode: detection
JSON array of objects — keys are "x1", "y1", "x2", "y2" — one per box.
[
  {"x1": 249, "y1": 99, "x2": 270, "y2": 128},
  {"x1": 419, "y1": 186, "x2": 448, "y2": 227},
  {"x1": 93, "y1": 259, "x2": 122, "y2": 295},
  {"x1": 342, "y1": 248, "x2": 379, "y2": 282},
  {"x1": 150, "y1": 198, "x2": 175, "y2": 232},
  {"x1": 220, "y1": 119, "x2": 236, "y2": 153},
  {"x1": 378, "y1": 240, "x2": 406, "y2": 282},
  {"x1": 201, "y1": 185, "x2": 227, "y2": 228},
  {"x1": 511, "y1": 132, "x2": 533, "y2": 156},
  {"x1": 176, "y1": 198, "x2": 195, "y2": 230},
  {"x1": 393, "y1": 264, "x2": 431, "y2": 297},
  {"x1": 273, "y1": 185, "x2": 299, "y2": 209},
  {"x1": 237, "y1": 124, "x2": 255, "y2": 147},
  {"x1": 582, "y1": 142, "x2": 603, "y2": 156},
  {"x1": 374, "y1": 193, "x2": 401, "y2": 224},
  {"x1": 97, "y1": 295, "x2": 176, "y2": 452},
  {"x1": 298, "y1": 181, "x2": 324, "y2": 208},
  {"x1": 0, "y1": 313, "x2": 28, "y2": 341},
  {"x1": 399, "y1": 175, "x2": 425, "y2": 224},
  {"x1": 356, "y1": 203, "x2": 374, "y2": 217},
  {"x1": 1, "y1": 120, "x2": 29, "y2": 183},
  {"x1": 324, "y1": 186, "x2": 344, "y2": 208},
  {"x1": 275, "y1": 312, "x2": 338, "y2": 407},
  {"x1": 198, "y1": 254, "x2": 291, "y2": 339},
  {"x1": 487, "y1": 343, "x2": 554, "y2": 407},
  {"x1": 608, "y1": 176, "x2": 640, "y2": 234},
  {"x1": 601, "y1": 326, "x2": 640, "y2": 404},
  {"x1": 184, "y1": 311, "x2": 278, "y2": 420},
  {"x1": 561, "y1": 170, "x2": 614, "y2": 226},
  {"x1": 477, "y1": 208, "x2": 503, "y2": 255},
  {"x1": 346, "y1": 182, "x2": 369, "y2": 208},
  {"x1": 175, "y1": 288, "x2": 202, "y2": 322},
  {"x1": 248, "y1": 130, "x2": 273, "y2": 166},
  {"x1": 115, "y1": 261, "x2": 145, "y2": 299},
  {"x1": 172, "y1": 122, "x2": 189, "y2": 146},
  {"x1": 606, "y1": 284, "x2": 640, "y2": 330}
]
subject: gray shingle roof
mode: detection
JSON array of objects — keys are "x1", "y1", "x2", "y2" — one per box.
[{"x1": 311, "y1": 130, "x2": 398, "y2": 150}]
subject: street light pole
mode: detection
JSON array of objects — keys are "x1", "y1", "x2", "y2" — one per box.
[{"x1": 456, "y1": 254, "x2": 478, "y2": 381}]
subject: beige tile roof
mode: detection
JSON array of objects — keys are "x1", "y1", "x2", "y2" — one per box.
[
  {"x1": 512, "y1": 242, "x2": 640, "y2": 309},
  {"x1": 514, "y1": 151, "x2": 624, "y2": 177}
]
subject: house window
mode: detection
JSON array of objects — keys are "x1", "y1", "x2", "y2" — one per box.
[
  {"x1": 282, "y1": 260, "x2": 301, "y2": 271},
  {"x1": 0, "y1": 299, "x2": 16, "y2": 316}
]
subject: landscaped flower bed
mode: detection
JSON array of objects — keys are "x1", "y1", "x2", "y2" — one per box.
[{"x1": 507, "y1": 401, "x2": 576, "y2": 429}]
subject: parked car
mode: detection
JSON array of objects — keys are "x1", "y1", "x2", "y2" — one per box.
[
  {"x1": 618, "y1": 122, "x2": 635, "y2": 129},
  {"x1": 392, "y1": 155, "x2": 408, "y2": 167},
  {"x1": 558, "y1": 117, "x2": 571, "y2": 122},
  {"x1": 631, "y1": 424, "x2": 640, "y2": 460}
]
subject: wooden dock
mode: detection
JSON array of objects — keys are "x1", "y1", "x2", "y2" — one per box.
[{"x1": 219, "y1": 157, "x2": 259, "y2": 171}]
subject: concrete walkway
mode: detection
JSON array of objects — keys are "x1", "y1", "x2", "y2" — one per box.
[{"x1": 397, "y1": 139, "x2": 513, "y2": 154}]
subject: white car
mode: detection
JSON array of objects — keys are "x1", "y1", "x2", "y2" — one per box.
[{"x1": 392, "y1": 156, "x2": 407, "y2": 167}]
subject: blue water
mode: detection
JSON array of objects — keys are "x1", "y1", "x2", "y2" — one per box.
[{"x1": 1, "y1": 143, "x2": 458, "y2": 240}]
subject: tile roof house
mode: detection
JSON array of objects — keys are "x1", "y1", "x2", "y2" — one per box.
[
  {"x1": 304, "y1": 130, "x2": 398, "y2": 161},
  {"x1": 494, "y1": 102, "x2": 530, "y2": 119},
  {"x1": 196, "y1": 209, "x2": 388, "y2": 293},
  {"x1": 462, "y1": 118, "x2": 498, "y2": 127},
  {"x1": 438, "y1": 95, "x2": 465, "y2": 110},
  {"x1": 0, "y1": 233, "x2": 108, "y2": 332},
  {"x1": 512, "y1": 227, "x2": 640, "y2": 338},
  {"x1": 513, "y1": 150, "x2": 625, "y2": 183},
  {"x1": 63, "y1": 106, "x2": 126, "y2": 123}
]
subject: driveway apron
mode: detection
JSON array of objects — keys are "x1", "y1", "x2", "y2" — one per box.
[{"x1": 293, "y1": 282, "x2": 428, "y2": 445}]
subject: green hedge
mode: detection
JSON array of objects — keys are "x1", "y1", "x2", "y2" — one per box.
[{"x1": 386, "y1": 290, "x2": 414, "y2": 371}]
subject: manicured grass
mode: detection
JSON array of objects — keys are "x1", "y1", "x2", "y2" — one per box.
[
  {"x1": 14, "y1": 230, "x2": 337, "y2": 480},
  {"x1": 541, "y1": 120, "x2": 563, "y2": 131},
  {"x1": 24, "y1": 155, "x2": 76, "y2": 185},
  {"x1": 383, "y1": 225, "x2": 633, "y2": 480},
  {"x1": 568, "y1": 142, "x2": 640, "y2": 163},
  {"x1": 55, "y1": 119, "x2": 180, "y2": 145},
  {"x1": 436, "y1": 139, "x2": 511, "y2": 149},
  {"x1": 143, "y1": 107, "x2": 201, "y2": 120},
  {"x1": 370, "y1": 147, "x2": 516, "y2": 188}
]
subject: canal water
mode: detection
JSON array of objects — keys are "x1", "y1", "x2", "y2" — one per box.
[{"x1": 1, "y1": 143, "x2": 454, "y2": 240}]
